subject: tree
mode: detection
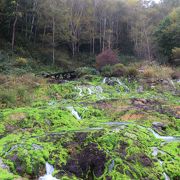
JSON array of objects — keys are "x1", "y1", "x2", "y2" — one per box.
[
  {"x1": 0, "y1": 0, "x2": 179, "y2": 64},
  {"x1": 154, "y1": 7, "x2": 180, "y2": 61}
]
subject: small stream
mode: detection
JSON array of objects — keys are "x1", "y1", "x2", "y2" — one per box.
[
  {"x1": 29, "y1": 122, "x2": 179, "y2": 180},
  {"x1": 102, "y1": 77, "x2": 129, "y2": 92},
  {"x1": 75, "y1": 85, "x2": 104, "y2": 99},
  {"x1": 39, "y1": 162, "x2": 58, "y2": 180},
  {"x1": 66, "y1": 106, "x2": 81, "y2": 120},
  {"x1": 152, "y1": 147, "x2": 170, "y2": 180},
  {"x1": 148, "y1": 128, "x2": 180, "y2": 142}
]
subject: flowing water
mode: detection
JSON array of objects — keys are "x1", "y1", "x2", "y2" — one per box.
[
  {"x1": 38, "y1": 78, "x2": 179, "y2": 180},
  {"x1": 36, "y1": 78, "x2": 180, "y2": 179},
  {"x1": 163, "y1": 173, "x2": 170, "y2": 180},
  {"x1": 66, "y1": 106, "x2": 81, "y2": 120},
  {"x1": 75, "y1": 85, "x2": 104, "y2": 99},
  {"x1": 102, "y1": 122, "x2": 131, "y2": 126},
  {"x1": 103, "y1": 77, "x2": 107, "y2": 84},
  {"x1": 148, "y1": 128, "x2": 180, "y2": 142},
  {"x1": 108, "y1": 160, "x2": 115, "y2": 172},
  {"x1": 39, "y1": 162, "x2": 58, "y2": 180},
  {"x1": 152, "y1": 147, "x2": 170, "y2": 180},
  {"x1": 102, "y1": 77, "x2": 129, "y2": 92}
]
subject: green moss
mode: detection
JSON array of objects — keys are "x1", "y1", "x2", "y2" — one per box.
[
  {"x1": 0, "y1": 168, "x2": 19, "y2": 180},
  {"x1": 159, "y1": 142, "x2": 180, "y2": 179},
  {"x1": 0, "y1": 72, "x2": 179, "y2": 179}
]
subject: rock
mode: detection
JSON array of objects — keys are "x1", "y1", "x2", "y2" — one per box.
[
  {"x1": 172, "y1": 72, "x2": 180, "y2": 80},
  {"x1": 63, "y1": 143, "x2": 107, "y2": 178},
  {"x1": 0, "y1": 158, "x2": 9, "y2": 170},
  {"x1": 139, "y1": 154, "x2": 152, "y2": 167},
  {"x1": 163, "y1": 80, "x2": 169, "y2": 85},
  {"x1": 9, "y1": 154, "x2": 25, "y2": 174},
  {"x1": 172, "y1": 59, "x2": 180, "y2": 66},
  {"x1": 106, "y1": 176, "x2": 112, "y2": 180},
  {"x1": 137, "y1": 86, "x2": 144, "y2": 93},
  {"x1": 152, "y1": 122, "x2": 167, "y2": 131},
  {"x1": 32, "y1": 144, "x2": 43, "y2": 150},
  {"x1": 118, "y1": 141, "x2": 128, "y2": 157},
  {"x1": 132, "y1": 98, "x2": 147, "y2": 106}
]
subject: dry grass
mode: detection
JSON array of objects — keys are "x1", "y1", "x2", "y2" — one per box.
[
  {"x1": 9, "y1": 112, "x2": 27, "y2": 121},
  {"x1": 121, "y1": 113, "x2": 145, "y2": 121},
  {"x1": 0, "y1": 74, "x2": 46, "y2": 89},
  {"x1": 139, "y1": 62, "x2": 174, "y2": 79},
  {"x1": 0, "y1": 74, "x2": 46, "y2": 108}
]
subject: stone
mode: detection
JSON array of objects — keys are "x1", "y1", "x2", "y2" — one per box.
[
  {"x1": 63, "y1": 143, "x2": 107, "y2": 178},
  {"x1": 139, "y1": 154, "x2": 153, "y2": 167},
  {"x1": 137, "y1": 86, "x2": 144, "y2": 93},
  {"x1": 152, "y1": 122, "x2": 167, "y2": 131},
  {"x1": 0, "y1": 158, "x2": 9, "y2": 170}
]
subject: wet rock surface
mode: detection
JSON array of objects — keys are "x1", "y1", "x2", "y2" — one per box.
[
  {"x1": 63, "y1": 143, "x2": 107, "y2": 179},
  {"x1": 152, "y1": 122, "x2": 167, "y2": 132}
]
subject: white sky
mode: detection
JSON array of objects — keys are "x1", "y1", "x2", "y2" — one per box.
[{"x1": 154, "y1": 0, "x2": 161, "y2": 3}]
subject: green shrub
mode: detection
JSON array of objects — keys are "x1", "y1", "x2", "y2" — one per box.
[
  {"x1": 76, "y1": 67, "x2": 99, "y2": 77},
  {"x1": 112, "y1": 63, "x2": 127, "y2": 77},
  {"x1": 100, "y1": 63, "x2": 137, "y2": 78},
  {"x1": 14, "y1": 57, "x2": 28, "y2": 67},
  {"x1": 126, "y1": 66, "x2": 139, "y2": 78},
  {"x1": 118, "y1": 55, "x2": 139, "y2": 65},
  {"x1": 76, "y1": 53, "x2": 96, "y2": 65},
  {"x1": 172, "y1": 47, "x2": 180, "y2": 65},
  {"x1": 101, "y1": 65, "x2": 113, "y2": 77},
  {"x1": 0, "y1": 75, "x2": 9, "y2": 84},
  {"x1": 0, "y1": 90, "x2": 16, "y2": 108},
  {"x1": 172, "y1": 47, "x2": 180, "y2": 59}
]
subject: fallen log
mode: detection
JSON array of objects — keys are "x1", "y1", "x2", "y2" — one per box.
[{"x1": 42, "y1": 71, "x2": 77, "y2": 80}]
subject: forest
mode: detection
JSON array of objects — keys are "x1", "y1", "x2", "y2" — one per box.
[
  {"x1": 0, "y1": 0, "x2": 180, "y2": 180},
  {"x1": 0, "y1": 0, "x2": 179, "y2": 64}
]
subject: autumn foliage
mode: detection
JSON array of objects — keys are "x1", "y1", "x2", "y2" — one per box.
[{"x1": 96, "y1": 49, "x2": 118, "y2": 70}]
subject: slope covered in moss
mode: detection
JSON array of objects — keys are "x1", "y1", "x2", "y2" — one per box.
[{"x1": 0, "y1": 73, "x2": 179, "y2": 180}]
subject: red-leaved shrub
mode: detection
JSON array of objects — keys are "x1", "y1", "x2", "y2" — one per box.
[{"x1": 96, "y1": 49, "x2": 118, "y2": 70}]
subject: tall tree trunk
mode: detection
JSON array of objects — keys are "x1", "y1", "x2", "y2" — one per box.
[
  {"x1": 116, "y1": 21, "x2": 119, "y2": 48},
  {"x1": 72, "y1": 42, "x2": 75, "y2": 56},
  {"x1": 108, "y1": 33, "x2": 111, "y2": 49},
  {"x1": 77, "y1": 30, "x2": 80, "y2": 53},
  {"x1": 144, "y1": 27, "x2": 151, "y2": 61},
  {"x1": 33, "y1": 24, "x2": 37, "y2": 44},
  {"x1": 30, "y1": 0, "x2": 37, "y2": 40},
  {"x1": 103, "y1": 18, "x2": 106, "y2": 51},
  {"x1": 42, "y1": 24, "x2": 46, "y2": 45},
  {"x1": 12, "y1": 4, "x2": 18, "y2": 51},
  {"x1": 90, "y1": 38, "x2": 92, "y2": 54},
  {"x1": 52, "y1": 16, "x2": 55, "y2": 65},
  {"x1": 92, "y1": 1, "x2": 96, "y2": 54},
  {"x1": 99, "y1": 20, "x2": 102, "y2": 52},
  {"x1": 92, "y1": 27, "x2": 95, "y2": 54},
  {"x1": 25, "y1": 13, "x2": 28, "y2": 37}
]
